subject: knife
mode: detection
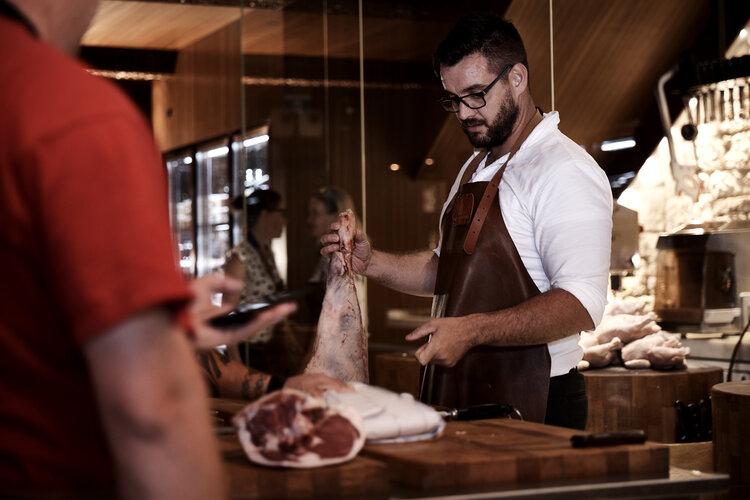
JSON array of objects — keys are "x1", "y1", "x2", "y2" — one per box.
[
  {"x1": 570, "y1": 429, "x2": 646, "y2": 448},
  {"x1": 437, "y1": 403, "x2": 522, "y2": 421}
]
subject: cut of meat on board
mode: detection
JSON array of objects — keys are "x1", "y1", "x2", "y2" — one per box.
[
  {"x1": 306, "y1": 209, "x2": 368, "y2": 382},
  {"x1": 234, "y1": 389, "x2": 366, "y2": 468}
]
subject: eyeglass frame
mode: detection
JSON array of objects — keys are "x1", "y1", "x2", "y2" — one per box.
[{"x1": 438, "y1": 63, "x2": 515, "y2": 113}]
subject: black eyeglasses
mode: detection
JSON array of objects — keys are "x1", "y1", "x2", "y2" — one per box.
[{"x1": 439, "y1": 64, "x2": 514, "y2": 113}]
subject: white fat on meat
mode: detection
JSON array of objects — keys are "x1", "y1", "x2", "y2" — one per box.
[
  {"x1": 234, "y1": 389, "x2": 365, "y2": 468},
  {"x1": 305, "y1": 210, "x2": 368, "y2": 382}
]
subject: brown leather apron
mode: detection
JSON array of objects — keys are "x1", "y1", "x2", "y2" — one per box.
[{"x1": 420, "y1": 112, "x2": 551, "y2": 423}]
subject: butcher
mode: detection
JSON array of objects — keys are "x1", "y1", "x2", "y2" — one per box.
[{"x1": 322, "y1": 13, "x2": 612, "y2": 429}]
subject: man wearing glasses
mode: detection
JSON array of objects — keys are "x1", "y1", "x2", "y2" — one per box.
[{"x1": 322, "y1": 14, "x2": 612, "y2": 429}]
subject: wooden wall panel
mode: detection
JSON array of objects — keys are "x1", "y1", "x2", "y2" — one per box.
[{"x1": 152, "y1": 21, "x2": 242, "y2": 151}]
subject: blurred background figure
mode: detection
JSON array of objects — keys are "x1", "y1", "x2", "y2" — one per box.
[
  {"x1": 307, "y1": 186, "x2": 357, "y2": 283},
  {"x1": 306, "y1": 186, "x2": 367, "y2": 328},
  {"x1": 224, "y1": 189, "x2": 286, "y2": 305}
]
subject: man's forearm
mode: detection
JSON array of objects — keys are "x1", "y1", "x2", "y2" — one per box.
[
  {"x1": 472, "y1": 288, "x2": 594, "y2": 347},
  {"x1": 365, "y1": 249, "x2": 437, "y2": 297},
  {"x1": 86, "y1": 310, "x2": 225, "y2": 500}
]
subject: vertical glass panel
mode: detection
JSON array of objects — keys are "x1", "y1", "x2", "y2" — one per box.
[
  {"x1": 239, "y1": 1, "x2": 363, "y2": 292},
  {"x1": 196, "y1": 140, "x2": 232, "y2": 276},
  {"x1": 166, "y1": 153, "x2": 196, "y2": 278},
  {"x1": 82, "y1": 0, "x2": 245, "y2": 278}
]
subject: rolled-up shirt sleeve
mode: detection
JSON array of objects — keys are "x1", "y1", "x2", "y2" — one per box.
[{"x1": 532, "y1": 158, "x2": 613, "y2": 328}]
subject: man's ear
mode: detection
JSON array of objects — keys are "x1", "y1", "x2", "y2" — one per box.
[{"x1": 509, "y1": 63, "x2": 529, "y2": 97}]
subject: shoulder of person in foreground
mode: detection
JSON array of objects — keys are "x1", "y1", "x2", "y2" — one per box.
[{"x1": 1, "y1": 23, "x2": 146, "y2": 162}]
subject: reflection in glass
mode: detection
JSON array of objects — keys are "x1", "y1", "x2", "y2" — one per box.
[
  {"x1": 232, "y1": 124, "x2": 270, "y2": 244},
  {"x1": 166, "y1": 154, "x2": 196, "y2": 278},
  {"x1": 196, "y1": 142, "x2": 232, "y2": 276}
]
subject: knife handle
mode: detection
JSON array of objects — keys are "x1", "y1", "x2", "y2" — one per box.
[{"x1": 570, "y1": 429, "x2": 646, "y2": 448}]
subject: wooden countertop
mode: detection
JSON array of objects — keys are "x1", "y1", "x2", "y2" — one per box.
[{"x1": 212, "y1": 398, "x2": 727, "y2": 499}]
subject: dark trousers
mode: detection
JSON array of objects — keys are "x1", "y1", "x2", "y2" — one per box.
[{"x1": 544, "y1": 368, "x2": 587, "y2": 430}]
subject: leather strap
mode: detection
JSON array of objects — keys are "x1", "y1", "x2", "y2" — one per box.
[{"x1": 463, "y1": 111, "x2": 543, "y2": 254}]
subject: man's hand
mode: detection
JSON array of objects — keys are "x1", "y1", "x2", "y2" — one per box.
[
  {"x1": 189, "y1": 274, "x2": 296, "y2": 350},
  {"x1": 284, "y1": 372, "x2": 353, "y2": 397},
  {"x1": 320, "y1": 223, "x2": 372, "y2": 275},
  {"x1": 406, "y1": 316, "x2": 479, "y2": 367}
]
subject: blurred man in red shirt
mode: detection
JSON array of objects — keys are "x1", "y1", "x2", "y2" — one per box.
[{"x1": 0, "y1": 1, "x2": 294, "y2": 498}]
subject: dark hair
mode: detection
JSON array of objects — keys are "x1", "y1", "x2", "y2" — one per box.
[
  {"x1": 311, "y1": 186, "x2": 355, "y2": 216},
  {"x1": 244, "y1": 188, "x2": 282, "y2": 229},
  {"x1": 434, "y1": 13, "x2": 528, "y2": 78}
]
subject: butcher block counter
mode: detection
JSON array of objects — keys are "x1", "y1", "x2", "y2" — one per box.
[{"x1": 211, "y1": 398, "x2": 728, "y2": 499}]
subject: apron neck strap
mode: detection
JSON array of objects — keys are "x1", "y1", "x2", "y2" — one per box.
[{"x1": 462, "y1": 110, "x2": 543, "y2": 255}]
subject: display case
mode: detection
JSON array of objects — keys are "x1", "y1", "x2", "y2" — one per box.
[
  {"x1": 196, "y1": 140, "x2": 233, "y2": 276},
  {"x1": 166, "y1": 152, "x2": 196, "y2": 278}
]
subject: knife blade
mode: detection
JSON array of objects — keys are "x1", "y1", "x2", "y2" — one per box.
[
  {"x1": 570, "y1": 429, "x2": 646, "y2": 448},
  {"x1": 437, "y1": 403, "x2": 522, "y2": 421}
]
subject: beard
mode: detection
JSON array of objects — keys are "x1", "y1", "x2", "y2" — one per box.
[{"x1": 461, "y1": 92, "x2": 519, "y2": 149}]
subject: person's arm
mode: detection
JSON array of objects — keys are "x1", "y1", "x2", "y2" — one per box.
[
  {"x1": 201, "y1": 349, "x2": 271, "y2": 400},
  {"x1": 321, "y1": 225, "x2": 438, "y2": 297},
  {"x1": 407, "y1": 288, "x2": 592, "y2": 366},
  {"x1": 84, "y1": 308, "x2": 225, "y2": 500},
  {"x1": 366, "y1": 249, "x2": 438, "y2": 297},
  {"x1": 221, "y1": 254, "x2": 246, "y2": 306}
]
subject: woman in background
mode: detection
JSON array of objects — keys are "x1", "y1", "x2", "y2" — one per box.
[{"x1": 224, "y1": 189, "x2": 286, "y2": 305}]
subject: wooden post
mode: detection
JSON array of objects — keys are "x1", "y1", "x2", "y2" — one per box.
[{"x1": 712, "y1": 381, "x2": 750, "y2": 499}]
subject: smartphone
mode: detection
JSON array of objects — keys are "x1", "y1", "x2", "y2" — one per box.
[{"x1": 208, "y1": 283, "x2": 320, "y2": 329}]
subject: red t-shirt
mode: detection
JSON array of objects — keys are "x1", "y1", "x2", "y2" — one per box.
[{"x1": 0, "y1": 18, "x2": 192, "y2": 490}]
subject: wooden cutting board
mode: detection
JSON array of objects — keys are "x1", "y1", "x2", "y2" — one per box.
[
  {"x1": 362, "y1": 419, "x2": 668, "y2": 491},
  {"x1": 211, "y1": 398, "x2": 388, "y2": 499},
  {"x1": 220, "y1": 433, "x2": 388, "y2": 499}
]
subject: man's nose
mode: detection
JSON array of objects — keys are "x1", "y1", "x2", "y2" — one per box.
[{"x1": 456, "y1": 101, "x2": 475, "y2": 121}]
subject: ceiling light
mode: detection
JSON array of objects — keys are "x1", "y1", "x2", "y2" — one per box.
[
  {"x1": 243, "y1": 135, "x2": 270, "y2": 148},
  {"x1": 389, "y1": 163, "x2": 400, "y2": 172},
  {"x1": 206, "y1": 146, "x2": 229, "y2": 158},
  {"x1": 600, "y1": 138, "x2": 636, "y2": 152},
  {"x1": 183, "y1": 156, "x2": 192, "y2": 165},
  {"x1": 424, "y1": 158, "x2": 435, "y2": 166}
]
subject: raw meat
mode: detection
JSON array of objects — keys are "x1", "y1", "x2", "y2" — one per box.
[
  {"x1": 578, "y1": 332, "x2": 622, "y2": 370},
  {"x1": 594, "y1": 313, "x2": 661, "y2": 344},
  {"x1": 234, "y1": 389, "x2": 365, "y2": 468},
  {"x1": 622, "y1": 332, "x2": 690, "y2": 370},
  {"x1": 604, "y1": 297, "x2": 651, "y2": 316},
  {"x1": 306, "y1": 210, "x2": 368, "y2": 382}
]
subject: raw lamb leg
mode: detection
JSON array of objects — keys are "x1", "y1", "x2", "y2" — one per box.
[
  {"x1": 234, "y1": 389, "x2": 365, "y2": 468},
  {"x1": 578, "y1": 332, "x2": 622, "y2": 370},
  {"x1": 306, "y1": 210, "x2": 368, "y2": 382},
  {"x1": 622, "y1": 332, "x2": 690, "y2": 369}
]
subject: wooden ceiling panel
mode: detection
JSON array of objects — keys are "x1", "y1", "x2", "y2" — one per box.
[
  {"x1": 82, "y1": 1, "x2": 241, "y2": 49},
  {"x1": 509, "y1": 0, "x2": 711, "y2": 150}
]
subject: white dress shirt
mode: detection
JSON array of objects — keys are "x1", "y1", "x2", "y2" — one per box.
[{"x1": 435, "y1": 112, "x2": 613, "y2": 377}]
